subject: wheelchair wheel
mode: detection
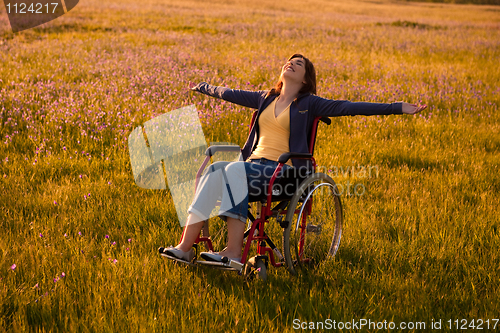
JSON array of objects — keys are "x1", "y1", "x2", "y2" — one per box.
[
  {"x1": 282, "y1": 173, "x2": 343, "y2": 275},
  {"x1": 244, "y1": 256, "x2": 268, "y2": 281}
]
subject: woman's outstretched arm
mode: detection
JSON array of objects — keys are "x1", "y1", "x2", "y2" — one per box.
[
  {"x1": 310, "y1": 95, "x2": 426, "y2": 117},
  {"x1": 189, "y1": 82, "x2": 268, "y2": 110}
]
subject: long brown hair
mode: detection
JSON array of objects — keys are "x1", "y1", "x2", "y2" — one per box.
[{"x1": 267, "y1": 54, "x2": 317, "y2": 97}]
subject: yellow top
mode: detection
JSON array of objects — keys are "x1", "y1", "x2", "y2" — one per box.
[{"x1": 248, "y1": 98, "x2": 293, "y2": 166}]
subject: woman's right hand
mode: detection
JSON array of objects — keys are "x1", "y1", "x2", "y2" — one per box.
[{"x1": 401, "y1": 102, "x2": 427, "y2": 115}]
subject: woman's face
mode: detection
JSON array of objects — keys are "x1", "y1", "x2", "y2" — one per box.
[{"x1": 280, "y1": 57, "x2": 307, "y2": 85}]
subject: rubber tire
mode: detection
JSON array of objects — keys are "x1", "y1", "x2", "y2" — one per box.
[
  {"x1": 282, "y1": 173, "x2": 343, "y2": 275},
  {"x1": 255, "y1": 259, "x2": 267, "y2": 281},
  {"x1": 244, "y1": 257, "x2": 268, "y2": 281}
]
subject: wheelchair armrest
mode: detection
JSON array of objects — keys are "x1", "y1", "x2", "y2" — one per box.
[
  {"x1": 278, "y1": 152, "x2": 313, "y2": 164},
  {"x1": 204, "y1": 145, "x2": 241, "y2": 157},
  {"x1": 320, "y1": 117, "x2": 331, "y2": 125}
]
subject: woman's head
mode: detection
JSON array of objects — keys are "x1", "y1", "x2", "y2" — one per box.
[{"x1": 270, "y1": 54, "x2": 316, "y2": 96}]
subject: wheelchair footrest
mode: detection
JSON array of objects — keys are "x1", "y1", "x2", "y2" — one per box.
[
  {"x1": 160, "y1": 253, "x2": 197, "y2": 267},
  {"x1": 197, "y1": 259, "x2": 244, "y2": 271}
]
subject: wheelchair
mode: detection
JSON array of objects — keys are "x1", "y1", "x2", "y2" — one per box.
[{"x1": 161, "y1": 113, "x2": 343, "y2": 279}]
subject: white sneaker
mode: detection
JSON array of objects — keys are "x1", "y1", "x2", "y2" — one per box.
[{"x1": 159, "y1": 246, "x2": 195, "y2": 262}]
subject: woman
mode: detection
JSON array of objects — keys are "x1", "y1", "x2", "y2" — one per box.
[{"x1": 162, "y1": 54, "x2": 426, "y2": 263}]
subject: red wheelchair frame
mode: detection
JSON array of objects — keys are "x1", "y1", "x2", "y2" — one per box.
[{"x1": 177, "y1": 112, "x2": 342, "y2": 277}]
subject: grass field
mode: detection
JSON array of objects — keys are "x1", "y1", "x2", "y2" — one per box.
[{"x1": 1, "y1": 0, "x2": 500, "y2": 331}]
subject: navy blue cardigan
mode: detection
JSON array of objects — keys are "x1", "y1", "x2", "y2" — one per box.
[{"x1": 194, "y1": 82, "x2": 403, "y2": 170}]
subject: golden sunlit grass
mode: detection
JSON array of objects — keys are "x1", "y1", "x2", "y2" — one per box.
[{"x1": 1, "y1": 0, "x2": 499, "y2": 331}]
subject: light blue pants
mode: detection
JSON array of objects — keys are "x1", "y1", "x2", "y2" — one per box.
[{"x1": 188, "y1": 158, "x2": 293, "y2": 224}]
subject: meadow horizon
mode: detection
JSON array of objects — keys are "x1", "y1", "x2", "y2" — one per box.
[{"x1": 1, "y1": 0, "x2": 499, "y2": 331}]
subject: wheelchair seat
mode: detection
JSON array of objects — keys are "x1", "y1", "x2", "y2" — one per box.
[{"x1": 247, "y1": 165, "x2": 311, "y2": 203}]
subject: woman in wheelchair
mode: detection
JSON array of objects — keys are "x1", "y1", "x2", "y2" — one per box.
[{"x1": 161, "y1": 53, "x2": 426, "y2": 264}]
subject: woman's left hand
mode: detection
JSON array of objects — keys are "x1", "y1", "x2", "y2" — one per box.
[{"x1": 402, "y1": 102, "x2": 427, "y2": 114}]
